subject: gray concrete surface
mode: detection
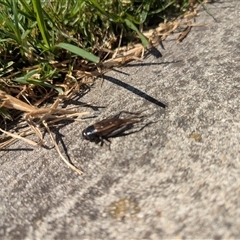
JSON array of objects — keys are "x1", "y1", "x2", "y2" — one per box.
[{"x1": 1, "y1": 1, "x2": 240, "y2": 239}]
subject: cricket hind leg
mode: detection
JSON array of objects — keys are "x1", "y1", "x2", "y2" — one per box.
[
  {"x1": 112, "y1": 110, "x2": 146, "y2": 120},
  {"x1": 106, "y1": 111, "x2": 147, "y2": 138},
  {"x1": 114, "y1": 120, "x2": 156, "y2": 137}
]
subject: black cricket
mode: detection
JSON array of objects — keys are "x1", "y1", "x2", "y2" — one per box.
[{"x1": 82, "y1": 111, "x2": 144, "y2": 145}]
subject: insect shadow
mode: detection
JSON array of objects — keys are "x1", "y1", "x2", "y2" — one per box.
[{"x1": 82, "y1": 111, "x2": 153, "y2": 147}]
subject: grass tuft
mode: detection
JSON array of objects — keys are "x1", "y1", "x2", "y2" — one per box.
[{"x1": 0, "y1": 0, "x2": 204, "y2": 159}]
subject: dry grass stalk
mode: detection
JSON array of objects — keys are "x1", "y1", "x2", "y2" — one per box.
[{"x1": 0, "y1": 89, "x2": 88, "y2": 175}]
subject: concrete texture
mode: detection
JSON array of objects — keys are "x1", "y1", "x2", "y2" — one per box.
[{"x1": 1, "y1": 1, "x2": 240, "y2": 239}]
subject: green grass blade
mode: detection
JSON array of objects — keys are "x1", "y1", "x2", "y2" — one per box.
[
  {"x1": 0, "y1": 107, "x2": 13, "y2": 121},
  {"x1": 31, "y1": 0, "x2": 50, "y2": 48},
  {"x1": 124, "y1": 19, "x2": 149, "y2": 47},
  {"x1": 13, "y1": 69, "x2": 63, "y2": 93},
  {"x1": 149, "y1": 0, "x2": 175, "y2": 15},
  {"x1": 19, "y1": 0, "x2": 33, "y2": 16},
  {"x1": 11, "y1": 0, "x2": 22, "y2": 44},
  {"x1": 87, "y1": 0, "x2": 121, "y2": 22},
  {"x1": 55, "y1": 43, "x2": 99, "y2": 63}
]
